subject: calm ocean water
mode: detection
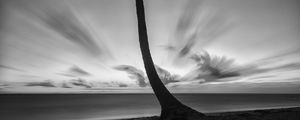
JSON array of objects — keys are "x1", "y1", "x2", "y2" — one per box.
[{"x1": 1, "y1": 94, "x2": 300, "y2": 120}]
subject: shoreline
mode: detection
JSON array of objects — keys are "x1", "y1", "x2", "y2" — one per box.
[{"x1": 117, "y1": 106, "x2": 300, "y2": 120}]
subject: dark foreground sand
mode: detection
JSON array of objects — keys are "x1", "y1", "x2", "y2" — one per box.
[{"x1": 119, "y1": 107, "x2": 300, "y2": 120}]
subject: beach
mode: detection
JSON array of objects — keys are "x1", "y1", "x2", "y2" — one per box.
[{"x1": 120, "y1": 107, "x2": 300, "y2": 120}]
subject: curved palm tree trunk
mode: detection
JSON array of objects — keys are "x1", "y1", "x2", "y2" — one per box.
[
  {"x1": 135, "y1": 0, "x2": 206, "y2": 119},
  {"x1": 135, "y1": 0, "x2": 181, "y2": 108}
]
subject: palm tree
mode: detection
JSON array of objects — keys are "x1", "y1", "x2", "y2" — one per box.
[{"x1": 135, "y1": 0, "x2": 206, "y2": 119}]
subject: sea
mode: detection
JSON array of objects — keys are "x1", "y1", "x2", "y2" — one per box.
[{"x1": 1, "y1": 94, "x2": 300, "y2": 120}]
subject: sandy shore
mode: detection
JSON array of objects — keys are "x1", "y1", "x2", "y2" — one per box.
[{"x1": 118, "y1": 107, "x2": 300, "y2": 120}]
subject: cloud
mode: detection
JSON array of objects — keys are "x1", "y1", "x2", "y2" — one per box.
[
  {"x1": 118, "y1": 83, "x2": 128, "y2": 87},
  {"x1": 183, "y1": 51, "x2": 240, "y2": 82},
  {"x1": 239, "y1": 62, "x2": 300, "y2": 77},
  {"x1": 106, "y1": 81, "x2": 129, "y2": 88},
  {"x1": 179, "y1": 50, "x2": 300, "y2": 85},
  {"x1": 175, "y1": 0, "x2": 202, "y2": 41},
  {"x1": 38, "y1": 9, "x2": 102, "y2": 56},
  {"x1": 255, "y1": 47, "x2": 300, "y2": 63},
  {"x1": 56, "y1": 73, "x2": 77, "y2": 77},
  {"x1": 68, "y1": 78, "x2": 92, "y2": 88},
  {"x1": 169, "y1": 0, "x2": 234, "y2": 63},
  {"x1": 61, "y1": 81, "x2": 72, "y2": 88},
  {"x1": 6, "y1": 0, "x2": 113, "y2": 58},
  {"x1": 114, "y1": 65, "x2": 180, "y2": 87},
  {"x1": 59, "y1": 65, "x2": 91, "y2": 77},
  {"x1": 0, "y1": 64, "x2": 25, "y2": 72},
  {"x1": 272, "y1": 63, "x2": 300, "y2": 71},
  {"x1": 114, "y1": 65, "x2": 147, "y2": 87},
  {"x1": 20, "y1": 78, "x2": 129, "y2": 89},
  {"x1": 25, "y1": 80, "x2": 56, "y2": 87},
  {"x1": 165, "y1": 0, "x2": 203, "y2": 59},
  {"x1": 155, "y1": 65, "x2": 180, "y2": 84},
  {"x1": 0, "y1": 83, "x2": 9, "y2": 89}
]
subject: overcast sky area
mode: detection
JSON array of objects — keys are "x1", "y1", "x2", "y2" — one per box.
[{"x1": 1, "y1": 0, "x2": 300, "y2": 93}]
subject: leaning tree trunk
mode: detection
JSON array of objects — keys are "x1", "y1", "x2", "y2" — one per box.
[{"x1": 135, "y1": 0, "x2": 206, "y2": 119}]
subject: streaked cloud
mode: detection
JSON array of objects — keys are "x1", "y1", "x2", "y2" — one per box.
[
  {"x1": 114, "y1": 65, "x2": 147, "y2": 87},
  {"x1": 114, "y1": 65, "x2": 180, "y2": 87},
  {"x1": 25, "y1": 80, "x2": 56, "y2": 87},
  {"x1": 155, "y1": 65, "x2": 180, "y2": 84},
  {"x1": 0, "y1": 65, "x2": 25, "y2": 72},
  {"x1": 167, "y1": 0, "x2": 234, "y2": 67},
  {"x1": 181, "y1": 51, "x2": 240, "y2": 82},
  {"x1": 61, "y1": 65, "x2": 91, "y2": 77},
  {"x1": 6, "y1": 0, "x2": 112, "y2": 57},
  {"x1": 56, "y1": 73, "x2": 77, "y2": 77},
  {"x1": 1, "y1": 0, "x2": 300, "y2": 93},
  {"x1": 68, "y1": 78, "x2": 92, "y2": 88}
]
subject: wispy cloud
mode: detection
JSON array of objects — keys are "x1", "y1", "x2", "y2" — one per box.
[
  {"x1": 37, "y1": 9, "x2": 103, "y2": 56},
  {"x1": 0, "y1": 64, "x2": 25, "y2": 72},
  {"x1": 155, "y1": 65, "x2": 179, "y2": 84},
  {"x1": 56, "y1": 73, "x2": 77, "y2": 77},
  {"x1": 25, "y1": 80, "x2": 56, "y2": 87},
  {"x1": 239, "y1": 62, "x2": 300, "y2": 78},
  {"x1": 24, "y1": 78, "x2": 93, "y2": 88},
  {"x1": 181, "y1": 51, "x2": 240, "y2": 82},
  {"x1": 118, "y1": 84, "x2": 128, "y2": 87},
  {"x1": 68, "y1": 78, "x2": 92, "y2": 88},
  {"x1": 114, "y1": 65, "x2": 180, "y2": 87},
  {"x1": 114, "y1": 65, "x2": 147, "y2": 87},
  {"x1": 167, "y1": 0, "x2": 234, "y2": 65},
  {"x1": 59, "y1": 65, "x2": 91, "y2": 77},
  {"x1": 6, "y1": 0, "x2": 113, "y2": 59},
  {"x1": 255, "y1": 47, "x2": 300, "y2": 64},
  {"x1": 179, "y1": 50, "x2": 300, "y2": 85}
]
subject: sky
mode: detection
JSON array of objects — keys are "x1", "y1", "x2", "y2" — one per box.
[{"x1": 0, "y1": 0, "x2": 300, "y2": 93}]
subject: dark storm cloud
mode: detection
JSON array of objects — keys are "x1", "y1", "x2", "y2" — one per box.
[
  {"x1": 0, "y1": 65, "x2": 25, "y2": 72},
  {"x1": 114, "y1": 65, "x2": 147, "y2": 87}
]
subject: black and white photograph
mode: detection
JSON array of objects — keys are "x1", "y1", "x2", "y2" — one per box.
[{"x1": 1, "y1": 0, "x2": 300, "y2": 120}]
